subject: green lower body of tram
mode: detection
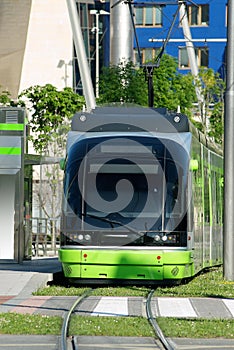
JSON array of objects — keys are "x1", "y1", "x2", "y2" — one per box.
[{"x1": 59, "y1": 248, "x2": 194, "y2": 284}]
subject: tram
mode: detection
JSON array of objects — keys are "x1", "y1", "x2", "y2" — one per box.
[{"x1": 58, "y1": 106, "x2": 223, "y2": 284}]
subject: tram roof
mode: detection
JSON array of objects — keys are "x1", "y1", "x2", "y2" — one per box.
[
  {"x1": 71, "y1": 106, "x2": 189, "y2": 133},
  {"x1": 71, "y1": 106, "x2": 222, "y2": 156}
]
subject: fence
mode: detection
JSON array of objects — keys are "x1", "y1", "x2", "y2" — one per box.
[{"x1": 24, "y1": 217, "x2": 60, "y2": 257}]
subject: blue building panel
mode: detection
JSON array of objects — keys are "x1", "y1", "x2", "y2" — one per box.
[{"x1": 134, "y1": 0, "x2": 227, "y2": 77}]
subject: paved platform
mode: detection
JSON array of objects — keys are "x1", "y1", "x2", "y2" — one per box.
[
  {"x1": 0, "y1": 335, "x2": 234, "y2": 350},
  {"x1": 0, "y1": 257, "x2": 62, "y2": 298},
  {"x1": 0, "y1": 335, "x2": 60, "y2": 350}
]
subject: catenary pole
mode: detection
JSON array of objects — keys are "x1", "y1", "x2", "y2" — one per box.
[
  {"x1": 110, "y1": 0, "x2": 133, "y2": 64},
  {"x1": 179, "y1": 3, "x2": 204, "y2": 105},
  {"x1": 66, "y1": 0, "x2": 96, "y2": 111},
  {"x1": 224, "y1": 0, "x2": 234, "y2": 281}
]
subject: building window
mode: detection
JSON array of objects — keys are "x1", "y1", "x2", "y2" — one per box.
[
  {"x1": 134, "y1": 48, "x2": 161, "y2": 65},
  {"x1": 135, "y1": 6, "x2": 163, "y2": 26},
  {"x1": 179, "y1": 47, "x2": 209, "y2": 69},
  {"x1": 187, "y1": 4, "x2": 209, "y2": 26}
]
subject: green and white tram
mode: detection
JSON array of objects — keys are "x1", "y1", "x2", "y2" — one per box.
[{"x1": 58, "y1": 106, "x2": 223, "y2": 284}]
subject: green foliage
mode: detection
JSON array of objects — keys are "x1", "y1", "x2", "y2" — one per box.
[
  {"x1": 98, "y1": 61, "x2": 148, "y2": 105},
  {"x1": 194, "y1": 67, "x2": 225, "y2": 143},
  {"x1": 0, "y1": 87, "x2": 16, "y2": 106},
  {"x1": 198, "y1": 68, "x2": 225, "y2": 106},
  {"x1": 152, "y1": 54, "x2": 196, "y2": 114},
  {"x1": 98, "y1": 57, "x2": 225, "y2": 146},
  {"x1": 209, "y1": 102, "x2": 224, "y2": 144},
  {"x1": 97, "y1": 55, "x2": 197, "y2": 113},
  {"x1": 18, "y1": 84, "x2": 85, "y2": 224},
  {"x1": 19, "y1": 84, "x2": 85, "y2": 154}
]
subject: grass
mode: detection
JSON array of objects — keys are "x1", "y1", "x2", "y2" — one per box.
[
  {"x1": 0, "y1": 314, "x2": 233, "y2": 338},
  {"x1": 69, "y1": 316, "x2": 234, "y2": 338},
  {"x1": 35, "y1": 285, "x2": 151, "y2": 297},
  {"x1": 155, "y1": 267, "x2": 234, "y2": 298},
  {"x1": 0, "y1": 313, "x2": 62, "y2": 335},
  {"x1": 69, "y1": 316, "x2": 154, "y2": 337},
  {"x1": 35, "y1": 267, "x2": 234, "y2": 299},
  {"x1": 157, "y1": 318, "x2": 234, "y2": 339}
]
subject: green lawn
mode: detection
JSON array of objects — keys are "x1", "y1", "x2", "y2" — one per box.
[
  {"x1": 0, "y1": 314, "x2": 233, "y2": 338},
  {"x1": 0, "y1": 313, "x2": 62, "y2": 335}
]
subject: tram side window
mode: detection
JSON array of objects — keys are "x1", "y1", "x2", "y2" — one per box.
[
  {"x1": 65, "y1": 164, "x2": 82, "y2": 215},
  {"x1": 165, "y1": 161, "x2": 180, "y2": 217}
]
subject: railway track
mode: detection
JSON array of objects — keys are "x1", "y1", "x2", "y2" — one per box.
[
  {"x1": 146, "y1": 289, "x2": 174, "y2": 350},
  {"x1": 61, "y1": 288, "x2": 93, "y2": 350},
  {"x1": 60, "y1": 288, "x2": 174, "y2": 350}
]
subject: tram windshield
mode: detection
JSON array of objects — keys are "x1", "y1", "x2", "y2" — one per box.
[{"x1": 63, "y1": 135, "x2": 190, "y2": 236}]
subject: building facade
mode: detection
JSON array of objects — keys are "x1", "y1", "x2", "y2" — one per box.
[
  {"x1": 133, "y1": 0, "x2": 227, "y2": 79},
  {"x1": 0, "y1": 0, "x2": 73, "y2": 100}
]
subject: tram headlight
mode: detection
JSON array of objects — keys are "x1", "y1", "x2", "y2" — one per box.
[
  {"x1": 162, "y1": 235, "x2": 168, "y2": 241},
  {"x1": 78, "y1": 234, "x2": 84, "y2": 241},
  {"x1": 84, "y1": 234, "x2": 91, "y2": 241},
  {"x1": 173, "y1": 115, "x2": 181, "y2": 123},
  {"x1": 154, "y1": 235, "x2": 161, "y2": 241}
]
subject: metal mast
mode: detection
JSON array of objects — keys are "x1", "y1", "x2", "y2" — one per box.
[
  {"x1": 179, "y1": 1, "x2": 205, "y2": 121},
  {"x1": 179, "y1": 3, "x2": 201, "y2": 94},
  {"x1": 224, "y1": 0, "x2": 234, "y2": 281},
  {"x1": 66, "y1": 0, "x2": 96, "y2": 111},
  {"x1": 179, "y1": 2, "x2": 198, "y2": 75},
  {"x1": 110, "y1": 0, "x2": 133, "y2": 64}
]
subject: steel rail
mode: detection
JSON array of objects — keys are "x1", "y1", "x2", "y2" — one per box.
[
  {"x1": 61, "y1": 288, "x2": 93, "y2": 350},
  {"x1": 146, "y1": 289, "x2": 174, "y2": 350}
]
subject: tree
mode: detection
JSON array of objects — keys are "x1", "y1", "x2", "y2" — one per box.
[
  {"x1": 193, "y1": 67, "x2": 225, "y2": 144},
  {"x1": 19, "y1": 84, "x2": 85, "y2": 154},
  {"x1": 97, "y1": 55, "x2": 197, "y2": 114},
  {"x1": 98, "y1": 56, "x2": 225, "y2": 145},
  {"x1": 19, "y1": 84, "x2": 85, "y2": 251},
  {"x1": 152, "y1": 54, "x2": 196, "y2": 114},
  {"x1": 98, "y1": 61, "x2": 148, "y2": 106},
  {"x1": 209, "y1": 101, "x2": 224, "y2": 145}
]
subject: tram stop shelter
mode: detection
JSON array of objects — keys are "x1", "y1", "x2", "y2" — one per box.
[{"x1": 0, "y1": 107, "x2": 25, "y2": 262}]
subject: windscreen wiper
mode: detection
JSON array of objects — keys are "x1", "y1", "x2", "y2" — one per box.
[{"x1": 81, "y1": 213, "x2": 142, "y2": 236}]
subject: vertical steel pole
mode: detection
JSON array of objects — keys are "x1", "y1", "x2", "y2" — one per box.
[
  {"x1": 66, "y1": 0, "x2": 96, "y2": 111},
  {"x1": 179, "y1": 3, "x2": 203, "y2": 102},
  {"x1": 110, "y1": 0, "x2": 133, "y2": 64},
  {"x1": 224, "y1": 0, "x2": 234, "y2": 281},
  {"x1": 179, "y1": 3, "x2": 198, "y2": 76},
  {"x1": 96, "y1": 12, "x2": 99, "y2": 98}
]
